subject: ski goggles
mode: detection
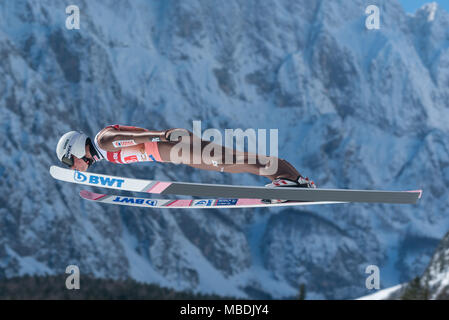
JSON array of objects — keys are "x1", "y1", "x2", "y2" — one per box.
[
  {"x1": 61, "y1": 154, "x2": 93, "y2": 168},
  {"x1": 61, "y1": 154, "x2": 74, "y2": 168}
]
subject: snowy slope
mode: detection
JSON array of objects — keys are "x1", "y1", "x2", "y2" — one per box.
[
  {"x1": 418, "y1": 229, "x2": 449, "y2": 299},
  {"x1": 357, "y1": 284, "x2": 403, "y2": 300},
  {"x1": 0, "y1": 0, "x2": 448, "y2": 299},
  {"x1": 358, "y1": 229, "x2": 449, "y2": 300}
]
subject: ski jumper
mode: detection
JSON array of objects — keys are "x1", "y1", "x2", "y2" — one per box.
[{"x1": 92, "y1": 124, "x2": 302, "y2": 182}]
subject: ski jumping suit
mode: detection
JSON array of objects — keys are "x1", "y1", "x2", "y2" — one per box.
[{"x1": 93, "y1": 124, "x2": 301, "y2": 181}]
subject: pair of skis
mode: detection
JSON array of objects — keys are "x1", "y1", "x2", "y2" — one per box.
[{"x1": 49, "y1": 166, "x2": 422, "y2": 209}]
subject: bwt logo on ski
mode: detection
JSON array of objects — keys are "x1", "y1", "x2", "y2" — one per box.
[
  {"x1": 112, "y1": 197, "x2": 157, "y2": 206},
  {"x1": 74, "y1": 171, "x2": 88, "y2": 182},
  {"x1": 74, "y1": 171, "x2": 124, "y2": 188}
]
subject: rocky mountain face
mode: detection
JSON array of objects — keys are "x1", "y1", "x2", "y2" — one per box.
[
  {"x1": 416, "y1": 230, "x2": 449, "y2": 299},
  {"x1": 0, "y1": 0, "x2": 448, "y2": 299},
  {"x1": 394, "y1": 229, "x2": 449, "y2": 300}
]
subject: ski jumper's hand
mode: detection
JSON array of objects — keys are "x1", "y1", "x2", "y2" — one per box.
[{"x1": 164, "y1": 128, "x2": 190, "y2": 142}]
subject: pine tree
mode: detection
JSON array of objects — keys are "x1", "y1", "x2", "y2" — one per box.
[
  {"x1": 298, "y1": 284, "x2": 306, "y2": 300},
  {"x1": 401, "y1": 277, "x2": 428, "y2": 300}
]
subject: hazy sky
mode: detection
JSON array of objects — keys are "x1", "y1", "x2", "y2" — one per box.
[{"x1": 398, "y1": 0, "x2": 449, "y2": 13}]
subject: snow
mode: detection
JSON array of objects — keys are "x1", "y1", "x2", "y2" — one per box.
[
  {"x1": 120, "y1": 224, "x2": 172, "y2": 287},
  {"x1": 242, "y1": 211, "x2": 299, "y2": 298},
  {"x1": 423, "y1": 2, "x2": 438, "y2": 22},
  {"x1": 177, "y1": 231, "x2": 248, "y2": 298},
  {"x1": 357, "y1": 284, "x2": 403, "y2": 300},
  {"x1": 5, "y1": 245, "x2": 53, "y2": 276},
  {"x1": 430, "y1": 271, "x2": 449, "y2": 299}
]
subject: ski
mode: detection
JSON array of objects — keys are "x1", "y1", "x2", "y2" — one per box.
[
  {"x1": 50, "y1": 166, "x2": 422, "y2": 204},
  {"x1": 79, "y1": 190, "x2": 346, "y2": 209}
]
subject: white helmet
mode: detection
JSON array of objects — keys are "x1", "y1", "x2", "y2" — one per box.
[{"x1": 56, "y1": 131, "x2": 89, "y2": 167}]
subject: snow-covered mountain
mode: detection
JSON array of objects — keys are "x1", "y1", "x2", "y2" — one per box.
[
  {"x1": 0, "y1": 0, "x2": 448, "y2": 299},
  {"x1": 359, "y1": 228, "x2": 449, "y2": 300},
  {"x1": 419, "y1": 230, "x2": 449, "y2": 299}
]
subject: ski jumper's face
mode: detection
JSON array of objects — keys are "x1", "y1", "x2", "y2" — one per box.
[
  {"x1": 69, "y1": 145, "x2": 92, "y2": 172},
  {"x1": 71, "y1": 156, "x2": 89, "y2": 171}
]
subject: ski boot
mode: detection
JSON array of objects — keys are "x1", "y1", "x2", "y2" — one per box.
[{"x1": 262, "y1": 176, "x2": 316, "y2": 204}]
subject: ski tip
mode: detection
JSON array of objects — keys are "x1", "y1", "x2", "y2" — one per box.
[
  {"x1": 49, "y1": 165, "x2": 67, "y2": 178},
  {"x1": 79, "y1": 190, "x2": 107, "y2": 201},
  {"x1": 49, "y1": 165, "x2": 57, "y2": 177}
]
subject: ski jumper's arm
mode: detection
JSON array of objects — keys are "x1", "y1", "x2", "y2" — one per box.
[{"x1": 97, "y1": 125, "x2": 188, "y2": 152}]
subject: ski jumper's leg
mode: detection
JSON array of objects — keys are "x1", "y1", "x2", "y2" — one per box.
[{"x1": 156, "y1": 130, "x2": 300, "y2": 181}]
